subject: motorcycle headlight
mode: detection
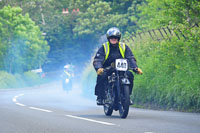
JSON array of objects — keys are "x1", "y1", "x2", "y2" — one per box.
[{"x1": 65, "y1": 79, "x2": 69, "y2": 83}]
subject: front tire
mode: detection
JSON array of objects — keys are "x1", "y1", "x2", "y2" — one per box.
[{"x1": 119, "y1": 85, "x2": 130, "y2": 118}]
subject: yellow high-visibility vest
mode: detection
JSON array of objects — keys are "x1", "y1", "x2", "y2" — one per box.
[{"x1": 103, "y1": 41, "x2": 126, "y2": 61}]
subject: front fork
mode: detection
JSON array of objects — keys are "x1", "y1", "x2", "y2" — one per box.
[
  {"x1": 116, "y1": 71, "x2": 122, "y2": 106},
  {"x1": 116, "y1": 72, "x2": 130, "y2": 107}
]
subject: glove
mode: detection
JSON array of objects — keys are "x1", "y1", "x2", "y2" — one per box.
[
  {"x1": 136, "y1": 68, "x2": 143, "y2": 75},
  {"x1": 97, "y1": 68, "x2": 104, "y2": 75}
]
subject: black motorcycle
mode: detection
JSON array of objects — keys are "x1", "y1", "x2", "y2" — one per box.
[{"x1": 103, "y1": 58, "x2": 131, "y2": 118}]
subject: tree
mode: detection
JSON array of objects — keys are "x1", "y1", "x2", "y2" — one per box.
[
  {"x1": 74, "y1": 0, "x2": 143, "y2": 40},
  {"x1": 0, "y1": 5, "x2": 49, "y2": 73},
  {"x1": 138, "y1": 0, "x2": 200, "y2": 29},
  {"x1": 73, "y1": 1, "x2": 112, "y2": 38}
]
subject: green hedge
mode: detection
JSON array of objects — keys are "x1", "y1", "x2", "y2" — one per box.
[
  {"x1": 129, "y1": 30, "x2": 200, "y2": 112},
  {"x1": 0, "y1": 71, "x2": 46, "y2": 89},
  {"x1": 0, "y1": 71, "x2": 23, "y2": 88}
]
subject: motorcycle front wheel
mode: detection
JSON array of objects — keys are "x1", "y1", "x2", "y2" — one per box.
[{"x1": 119, "y1": 85, "x2": 130, "y2": 118}]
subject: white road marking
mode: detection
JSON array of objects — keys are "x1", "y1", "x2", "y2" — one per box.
[
  {"x1": 65, "y1": 115, "x2": 116, "y2": 126},
  {"x1": 144, "y1": 132, "x2": 155, "y2": 133},
  {"x1": 13, "y1": 94, "x2": 118, "y2": 127},
  {"x1": 13, "y1": 94, "x2": 53, "y2": 113},
  {"x1": 12, "y1": 98, "x2": 17, "y2": 102},
  {"x1": 12, "y1": 93, "x2": 24, "y2": 103},
  {"x1": 16, "y1": 102, "x2": 26, "y2": 106},
  {"x1": 29, "y1": 107, "x2": 53, "y2": 113}
]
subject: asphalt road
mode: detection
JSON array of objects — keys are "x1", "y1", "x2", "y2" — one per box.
[{"x1": 0, "y1": 82, "x2": 200, "y2": 133}]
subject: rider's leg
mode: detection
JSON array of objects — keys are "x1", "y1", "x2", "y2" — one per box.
[
  {"x1": 127, "y1": 71, "x2": 134, "y2": 105},
  {"x1": 127, "y1": 71, "x2": 134, "y2": 95},
  {"x1": 95, "y1": 72, "x2": 107, "y2": 105}
]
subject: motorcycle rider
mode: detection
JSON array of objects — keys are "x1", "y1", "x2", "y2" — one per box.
[
  {"x1": 63, "y1": 65, "x2": 71, "y2": 77},
  {"x1": 93, "y1": 27, "x2": 143, "y2": 105},
  {"x1": 61, "y1": 64, "x2": 73, "y2": 90}
]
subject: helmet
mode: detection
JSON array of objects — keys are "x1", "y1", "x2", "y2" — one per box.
[
  {"x1": 106, "y1": 27, "x2": 121, "y2": 41},
  {"x1": 64, "y1": 65, "x2": 70, "y2": 69}
]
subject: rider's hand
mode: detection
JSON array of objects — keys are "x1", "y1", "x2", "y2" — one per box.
[
  {"x1": 136, "y1": 68, "x2": 143, "y2": 75},
  {"x1": 97, "y1": 68, "x2": 104, "y2": 75}
]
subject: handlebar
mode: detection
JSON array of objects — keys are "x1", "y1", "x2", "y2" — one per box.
[
  {"x1": 104, "y1": 66, "x2": 113, "y2": 73},
  {"x1": 102, "y1": 61, "x2": 140, "y2": 74}
]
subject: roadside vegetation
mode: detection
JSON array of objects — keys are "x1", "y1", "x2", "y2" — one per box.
[
  {"x1": 0, "y1": 71, "x2": 48, "y2": 89},
  {"x1": 129, "y1": 32, "x2": 200, "y2": 112},
  {"x1": 127, "y1": 0, "x2": 200, "y2": 112},
  {"x1": 0, "y1": 5, "x2": 49, "y2": 88}
]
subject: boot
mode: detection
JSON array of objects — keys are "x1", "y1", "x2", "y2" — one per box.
[{"x1": 96, "y1": 97, "x2": 103, "y2": 105}]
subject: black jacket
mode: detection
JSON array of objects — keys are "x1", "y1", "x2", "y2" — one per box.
[{"x1": 93, "y1": 42, "x2": 138, "y2": 72}]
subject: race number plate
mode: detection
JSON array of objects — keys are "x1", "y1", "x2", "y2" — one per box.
[{"x1": 115, "y1": 59, "x2": 128, "y2": 71}]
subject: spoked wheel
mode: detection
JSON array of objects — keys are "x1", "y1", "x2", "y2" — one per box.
[
  {"x1": 119, "y1": 85, "x2": 130, "y2": 118},
  {"x1": 104, "y1": 104, "x2": 113, "y2": 116}
]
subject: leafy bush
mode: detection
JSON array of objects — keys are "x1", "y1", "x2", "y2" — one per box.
[
  {"x1": 0, "y1": 71, "x2": 25, "y2": 88},
  {"x1": 129, "y1": 28, "x2": 200, "y2": 112},
  {"x1": 0, "y1": 71, "x2": 16, "y2": 88},
  {"x1": 0, "y1": 71, "x2": 47, "y2": 89},
  {"x1": 23, "y1": 71, "x2": 43, "y2": 86}
]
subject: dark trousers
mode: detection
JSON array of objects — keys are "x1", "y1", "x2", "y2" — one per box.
[{"x1": 95, "y1": 71, "x2": 134, "y2": 98}]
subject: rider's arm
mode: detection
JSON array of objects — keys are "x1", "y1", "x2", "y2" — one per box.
[
  {"x1": 125, "y1": 45, "x2": 138, "y2": 72},
  {"x1": 93, "y1": 46, "x2": 105, "y2": 71}
]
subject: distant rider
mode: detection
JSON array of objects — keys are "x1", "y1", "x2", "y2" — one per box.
[
  {"x1": 61, "y1": 64, "x2": 74, "y2": 90},
  {"x1": 63, "y1": 65, "x2": 72, "y2": 78}
]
